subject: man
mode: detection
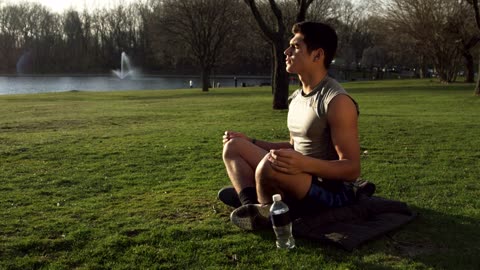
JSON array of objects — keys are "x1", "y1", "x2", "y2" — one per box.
[{"x1": 220, "y1": 22, "x2": 361, "y2": 230}]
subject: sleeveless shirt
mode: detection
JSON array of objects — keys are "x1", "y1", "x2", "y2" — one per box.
[{"x1": 287, "y1": 76, "x2": 359, "y2": 191}]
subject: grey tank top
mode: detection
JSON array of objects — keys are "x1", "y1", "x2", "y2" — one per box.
[{"x1": 288, "y1": 76, "x2": 358, "y2": 161}]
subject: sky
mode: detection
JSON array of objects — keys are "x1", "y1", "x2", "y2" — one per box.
[
  {"x1": 4, "y1": 0, "x2": 137, "y2": 13},
  {"x1": 5, "y1": 0, "x2": 365, "y2": 13}
]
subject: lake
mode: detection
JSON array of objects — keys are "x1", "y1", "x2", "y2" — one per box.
[{"x1": 0, "y1": 75, "x2": 271, "y2": 95}]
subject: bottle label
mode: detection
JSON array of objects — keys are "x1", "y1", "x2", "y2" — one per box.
[{"x1": 271, "y1": 211, "x2": 291, "y2": 227}]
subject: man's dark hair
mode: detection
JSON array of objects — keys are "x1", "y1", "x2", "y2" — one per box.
[{"x1": 292, "y1": 21, "x2": 337, "y2": 69}]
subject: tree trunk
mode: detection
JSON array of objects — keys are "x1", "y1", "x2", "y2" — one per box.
[
  {"x1": 475, "y1": 51, "x2": 480, "y2": 95},
  {"x1": 418, "y1": 67, "x2": 424, "y2": 79},
  {"x1": 438, "y1": 68, "x2": 455, "y2": 83},
  {"x1": 419, "y1": 56, "x2": 427, "y2": 79},
  {"x1": 464, "y1": 51, "x2": 475, "y2": 83},
  {"x1": 272, "y1": 41, "x2": 289, "y2": 109},
  {"x1": 271, "y1": 46, "x2": 275, "y2": 95},
  {"x1": 470, "y1": 0, "x2": 480, "y2": 95},
  {"x1": 201, "y1": 68, "x2": 210, "y2": 92},
  {"x1": 244, "y1": 0, "x2": 315, "y2": 109},
  {"x1": 436, "y1": 49, "x2": 461, "y2": 83}
]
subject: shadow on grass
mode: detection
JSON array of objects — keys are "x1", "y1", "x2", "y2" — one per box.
[
  {"x1": 214, "y1": 198, "x2": 479, "y2": 269},
  {"x1": 287, "y1": 205, "x2": 480, "y2": 269}
]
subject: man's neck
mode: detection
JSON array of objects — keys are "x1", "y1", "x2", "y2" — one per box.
[{"x1": 299, "y1": 69, "x2": 328, "y2": 95}]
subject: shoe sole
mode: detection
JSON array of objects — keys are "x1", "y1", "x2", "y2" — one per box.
[{"x1": 230, "y1": 204, "x2": 270, "y2": 231}]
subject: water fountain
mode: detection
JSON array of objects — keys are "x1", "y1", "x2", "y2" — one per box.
[
  {"x1": 112, "y1": 52, "x2": 133, "y2": 79},
  {"x1": 16, "y1": 50, "x2": 33, "y2": 75}
]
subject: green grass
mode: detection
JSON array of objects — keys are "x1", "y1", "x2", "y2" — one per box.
[{"x1": 0, "y1": 79, "x2": 479, "y2": 269}]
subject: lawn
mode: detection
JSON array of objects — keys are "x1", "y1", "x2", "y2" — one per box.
[{"x1": 0, "y1": 79, "x2": 479, "y2": 269}]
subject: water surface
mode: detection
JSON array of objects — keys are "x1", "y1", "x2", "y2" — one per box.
[{"x1": 0, "y1": 75, "x2": 271, "y2": 95}]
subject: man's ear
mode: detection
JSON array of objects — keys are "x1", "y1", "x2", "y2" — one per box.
[{"x1": 312, "y1": 48, "x2": 324, "y2": 62}]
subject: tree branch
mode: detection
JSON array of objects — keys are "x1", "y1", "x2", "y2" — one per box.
[
  {"x1": 243, "y1": 0, "x2": 275, "y2": 41},
  {"x1": 296, "y1": 0, "x2": 314, "y2": 22},
  {"x1": 267, "y1": 0, "x2": 285, "y2": 35},
  {"x1": 473, "y1": 0, "x2": 480, "y2": 30}
]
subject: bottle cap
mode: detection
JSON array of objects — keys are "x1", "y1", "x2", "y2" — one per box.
[{"x1": 272, "y1": 194, "x2": 282, "y2": 202}]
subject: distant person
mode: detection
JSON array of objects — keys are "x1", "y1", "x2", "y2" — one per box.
[
  {"x1": 219, "y1": 21, "x2": 361, "y2": 230},
  {"x1": 189, "y1": 80, "x2": 193, "y2": 88},
  {"x1": 234, "y1": 77, "x2": 238, "y2": 87}
]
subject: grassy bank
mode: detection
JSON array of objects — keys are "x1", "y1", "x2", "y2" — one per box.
[{"x1": 1, "y1": 79, "x2": 479, "y2": 269}]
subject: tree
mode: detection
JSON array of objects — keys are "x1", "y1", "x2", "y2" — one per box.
[
  {"x1": 243, "y1": 0, "x2": 317, "y2": 110},
  {"x1": 384, "y1": 0, "x2": 470, "y2": 83},
  {"x1": 363, "y1": 14, "x2": 427, "y2": 78},
  {"x1": 468, "y1": 0, "x2": 480, "y2": 95},
  {"x1": 0, "y1": 4, "x2": 23, "y2": 72},
  {"x1": 213, "y1": 6, "x2": 271, "y2": 76},
  {"x1": 155, "y1": 0, "x2": 241, "y2": 92},
  {"x1": 63, "y1": 10, "x2": 84, "y2": 72},
  {"x1": 324, "y1": 1, "x2": 375, "y2": 79},
  {"x1": 442, "y1": 0, "x2": 478, "y2": 83},
  {"x1": 360, "y1": 46, "x2": 386, "y2": 79}
]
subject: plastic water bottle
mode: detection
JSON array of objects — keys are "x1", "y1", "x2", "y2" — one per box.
[{"x1": 270, "y1": 194, "x2": 295, "y2": 249}]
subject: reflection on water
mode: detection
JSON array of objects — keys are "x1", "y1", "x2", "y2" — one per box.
[{"x1": 0, "y1": 75, "x2": 271, "y2": 95}]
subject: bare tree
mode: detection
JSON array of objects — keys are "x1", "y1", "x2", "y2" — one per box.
[
  {"x1": 442, "y1": 0, "x2": 477, "y2": 83},
  {"x1": 154, "y1": 0, "x2": 241, "y2": 92},
  {"x1": 325, "y1": 1, "x2": 374, "y2": 78},
  {"x1": 363, "y1": 13, "x2": 427, "y2": 78},
  {"x1": 63, "y1": 10, "x2": 84, "y2": 72},
  {"x1": 360, "y1": 46, "x2": 387, "y2": 79},
  {"x1": 467, "y1": 0, "x2": 480, "y2": 95},
  {"x1": 243, "y1": 0, "x2": 318, "y2": 109},
  {"x1": 384, "y1": 0, "x2": 470, "y2": 83},
  {"x1": 0, "y1": 4, "x2": 23, "y2": 72}
]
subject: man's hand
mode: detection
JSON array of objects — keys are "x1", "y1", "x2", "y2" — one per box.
[
  {"x1": 223, "y1": 130, "x2": 249, "y2": 145},
  {"x1": 268, "y1": 148, "x2": 305, "y2": 175}
]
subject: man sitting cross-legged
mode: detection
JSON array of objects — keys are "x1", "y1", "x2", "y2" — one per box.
[{"x1": 220, "y1": 21, "x2": 361, "y2": 230}]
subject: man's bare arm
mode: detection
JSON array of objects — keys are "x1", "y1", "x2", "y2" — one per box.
[
  {"x1": 302, "y1": 94, "x2": 360, "y2": 181},
  {"x1": 252, "y1": 139, "x2": 292, "y2": 151},
  {"x1": 268, "y1": 95, "x2": 360, "y2": 181}
]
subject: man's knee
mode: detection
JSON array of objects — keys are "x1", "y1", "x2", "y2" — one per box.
[
  {"x1": 255, "y1": 157, "x2": 312, "y2": 200},
  {"x1": 222, "y1": 138, "x2": 243, "y2": 160},
  {"x1": 255, "y1": 156, "x2": 276, "y2": 185}
]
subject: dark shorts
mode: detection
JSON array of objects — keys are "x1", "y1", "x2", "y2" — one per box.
[
  {"x1": 307, "y1": 178, "x2": 355, "y2": 208},
  {"x1": 286, "y1": 177, "x2": 355, "y2": 218}
]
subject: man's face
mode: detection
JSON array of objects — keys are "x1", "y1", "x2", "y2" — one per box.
[{"x1": 284, "y1": 33, "x2": 314, "y2": 74}]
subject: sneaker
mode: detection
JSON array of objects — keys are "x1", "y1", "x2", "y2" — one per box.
[
  {"x1": 230, "y1": 204, "x2": 271, "y2": 231},
  {"x1": 217, "y1": 186, "x2": 241, "y2": 208},
  {"x1": 353, "y1": 180, "x2": 376, "y2": 200}
]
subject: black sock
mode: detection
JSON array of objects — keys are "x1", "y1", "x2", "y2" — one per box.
[{"x1": 238, "y1": 187, "x2": 258, "y2": 205}]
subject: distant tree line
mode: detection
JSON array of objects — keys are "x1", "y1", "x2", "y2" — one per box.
[
  {"x1": 0, "y1": 0, "x2": 271, "y2": 78},
  {"x1": 1, "y1": 0, "x2": 480, "y2": 98}
]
